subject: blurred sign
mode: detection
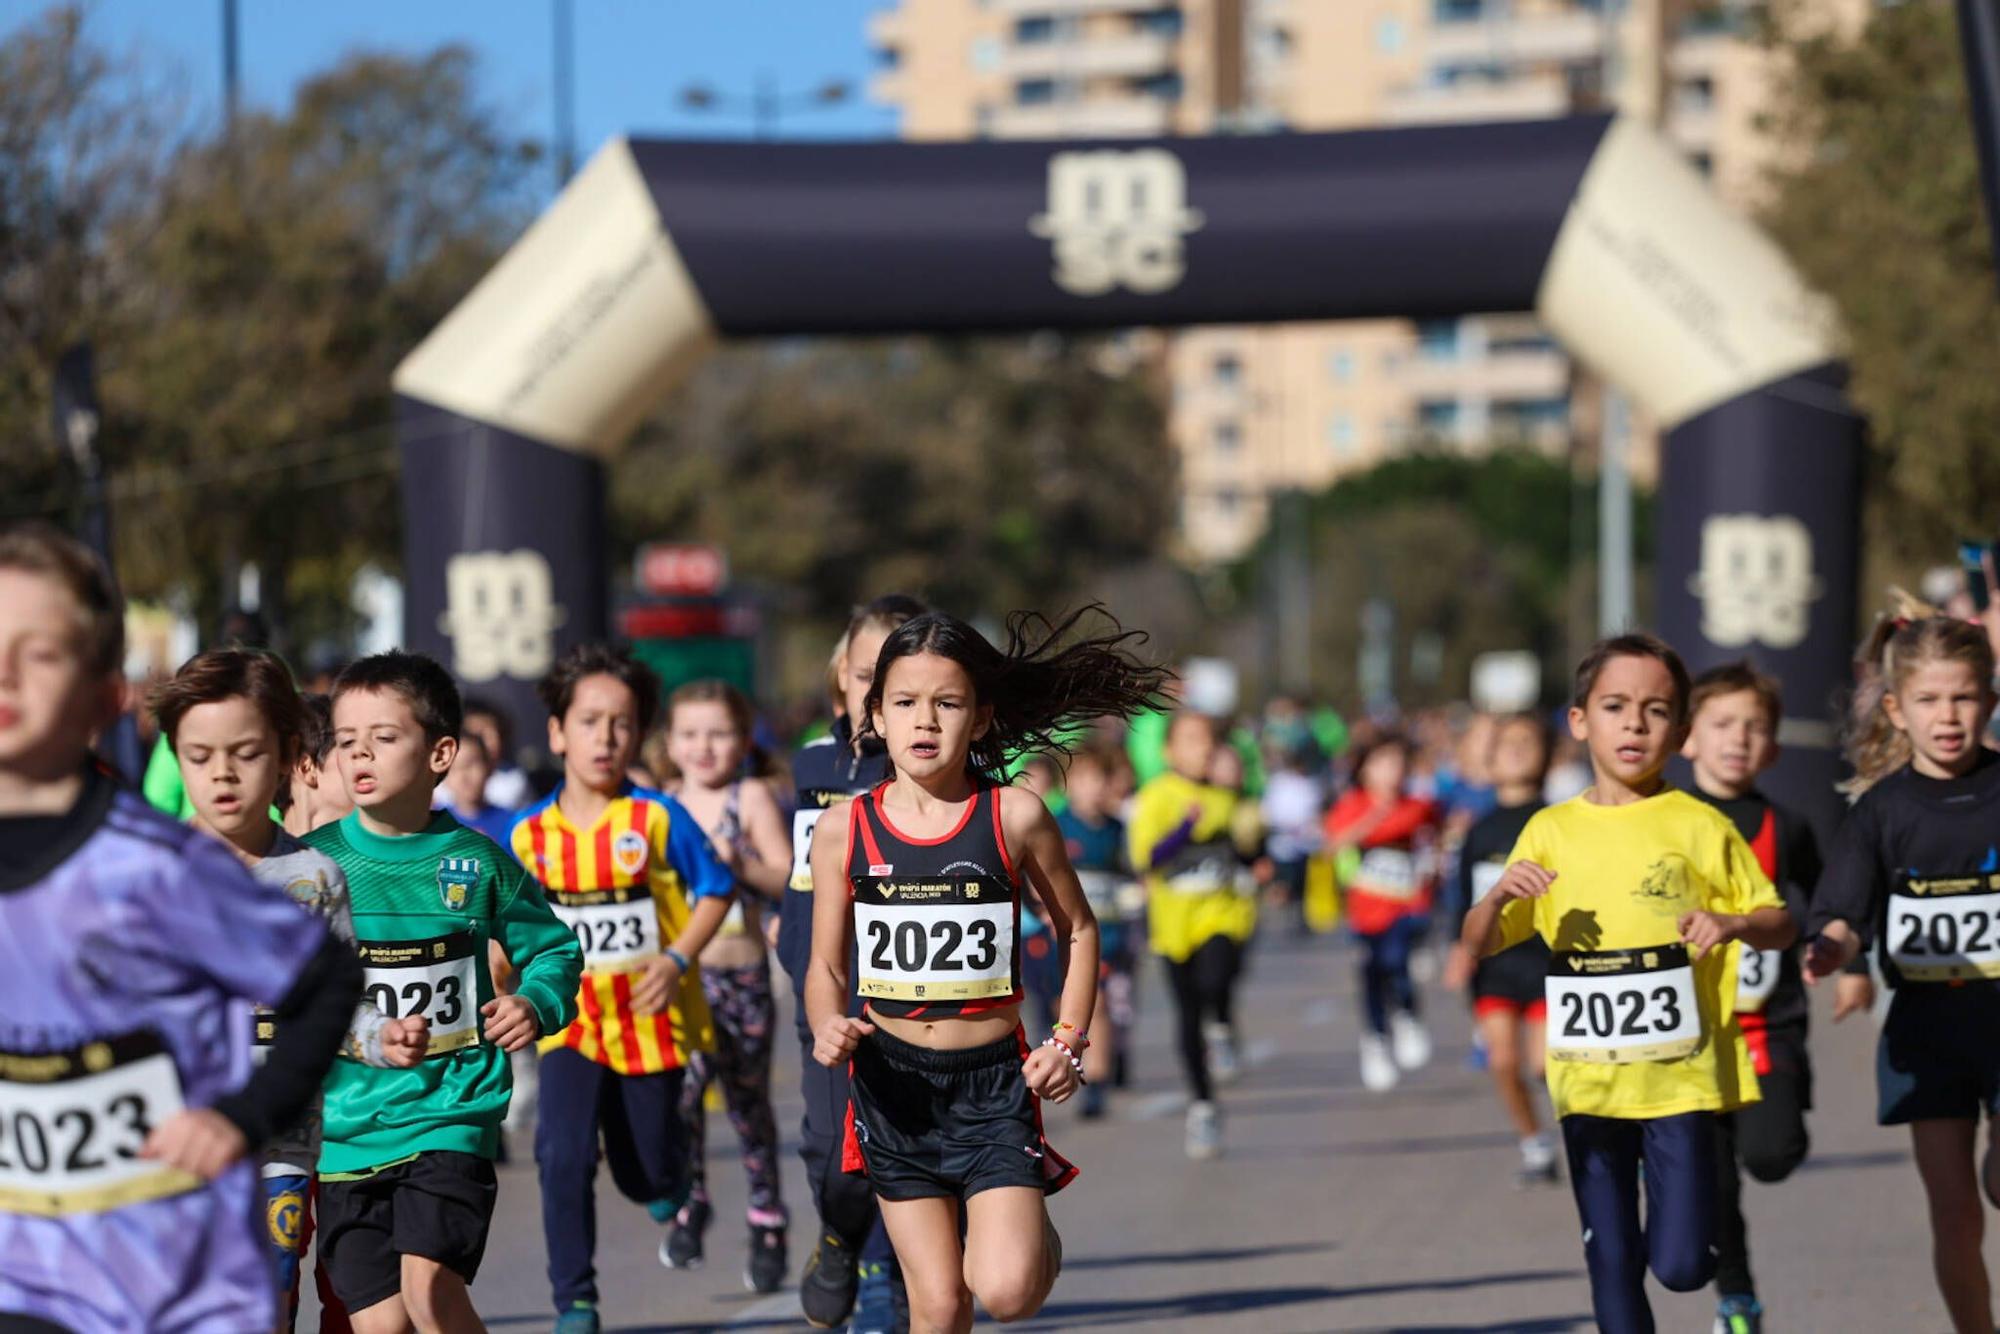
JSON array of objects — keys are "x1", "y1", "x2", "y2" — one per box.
[
  {"x1": 1181, "y1": 657, "x2": 1240, "y2": 718},
  {"x1": 635, "y1": 544, "x2": 728, "y2": 598},
  {"x1": 1472, "y1": 651, "x2": 1542, "y2": 714}
]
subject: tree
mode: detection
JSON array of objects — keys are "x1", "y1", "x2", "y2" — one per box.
[{"x1": 1759, "y1": 0, "x2": 2000, "y2": 592}]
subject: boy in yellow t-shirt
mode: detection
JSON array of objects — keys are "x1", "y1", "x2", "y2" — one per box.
[{"x1": 1460, "y1": 634, "x2": 1791, "y2": 1334}]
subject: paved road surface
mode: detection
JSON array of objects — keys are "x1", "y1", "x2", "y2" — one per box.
[{"x1": 306, "y1": 933, "x2": 1939, "y2": 1332}]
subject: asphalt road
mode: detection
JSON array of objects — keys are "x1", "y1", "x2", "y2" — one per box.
[{"x1": 305, "y1": 932, "x2": 1940, "y2": 1332}]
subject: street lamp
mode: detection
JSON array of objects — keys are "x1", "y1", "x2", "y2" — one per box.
[{"x1": 676, "y1": 75, "x2": 853, "y2": 139}]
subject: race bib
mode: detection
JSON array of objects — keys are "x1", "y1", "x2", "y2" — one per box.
[
  {"x1": 358, "y1": 931, "x2": 479, "y2": 1056},
  {"x1": 1546, "y1": 944, "x2": 1702, "y2": 1064},
  {"x1": 1470, "y1": 860, "x2": 1505, "y2": 905},
  {"x1": 1353, "y1": 848, "x2": 1421, "y2": 901},
  {"x1": 1734, "y1": 947, "x2": 1782, "y2": 1011},
  {"x1": 0, "y1": 1032, "x2": 200, "y2": 1216},
  {"x1": 791, "y1": 805, "x2": 838, "y2": 893},
  {"x1": 853, "y1": 876, "x2": 1016, "y2": 1004},
  {"x1": 1889, "y1": 873, "x2": 2000, "y2": 982},
  {"x1": 551, "y1": 886, "x2": 662, "y2": 975}
]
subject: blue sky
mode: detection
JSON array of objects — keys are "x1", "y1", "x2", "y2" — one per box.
[{"x1": 3, "y1": 1, "x2": 897, "y2": 193}]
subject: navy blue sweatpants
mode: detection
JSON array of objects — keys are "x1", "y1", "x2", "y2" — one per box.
[{"x1": 1561, "y1": 1111, "x2": 1718, "y2": 1334}]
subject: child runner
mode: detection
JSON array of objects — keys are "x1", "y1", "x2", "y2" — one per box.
[
  {"x1": 1326, "y1": 733, "x2": 1441, "y2": 1092},
  {"x1": 1444, "y1": 712, "x2": 1558, "y2": 1186},
  {"x1": 305, "y1": 651, "x2": 584, "y2": 1334},
  {"x1": 807, "y1": 609, "x2": 1166, "y2": 1331},
  {"x1": 660, "y1": 680, "x2": 792, "y2": 1293},
  {"x1": 781, "y1": 596, "x2": 928, "y2": 1332},
  {"x1": 153, "y1": 647, "x2": 433, "y2": 1332},
  {"x1": 1131, "y1": 712, "x2": 1254, "y2": 1159},
  {"x1": 1805, "y1": 602, "x2": 2000, "y2": 1334},
  {"x1": 284, "y1": 692, "x2": 352, "y2": 838},
  {"x1": 1681, "y1": 661, "x2": 1855, "y2": 1334},
  {"x1": 0, "y1": 523, "x2": 362, "y2": 1333},
  {"x1": 509, "y1": 646, "x2": 734, "y2": 1334},
  {"x1": 1461, "y1": 634, "x2": 1792, "y2": 1334},
  {"x1": 1055, "y1": 746, "x2": 1136, "y2": 1113}
]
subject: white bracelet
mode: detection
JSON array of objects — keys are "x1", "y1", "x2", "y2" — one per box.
[{"x1": 1041, "y1": 1036, "x2": 1085, "y2": 1077}]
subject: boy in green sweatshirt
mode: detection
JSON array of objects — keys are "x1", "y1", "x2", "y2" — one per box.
[{"x1": 305, "y1": 651, "x2": 584, "y2": 1331}]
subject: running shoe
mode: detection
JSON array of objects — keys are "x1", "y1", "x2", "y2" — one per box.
[
  {"x1": 1516, "y1": 1132, "x2": 1561, "y2": 1188},
  {"x1": 1185, "y1": 1098, "x2": 1223, "y2": 1159},
  {"x1": 746, "y1": 1223, "x2": 788, "y2": 1295},
  {"x1": 848, "y1": 1261, "x2": 895, "y2": 1334},
  {"x1": 661, "y1": 1198, "x2": 711, "y2": 1270},
  {"x1": 1080, "y1": 1083, "x2": 1108, "y2": 1119},
  {"x1": 1390, "y1": 1012, "x2": 1433, "y2": 1071},
  {"x1": 553, "y1": 1304, "x2": 601, "y2": 1334},
  {"x1": 1714, "y1": 1293, "x2": 1763, "y2": 1334},
  {"x1": 1358, "y1": 1034, "x2": 1399, "y2": 1092},
  {"x1": 801, "y1": 1231, "x2": 859, "y2": 1329},
  {"x1": 1205, "y1": 1022, "x2": 1241, "y2": 1086}
]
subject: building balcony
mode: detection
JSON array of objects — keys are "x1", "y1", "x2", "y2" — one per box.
[
  {"x1": 1424, "y1": 8, "x2": 1612, "y2": 69},
  {"x1": 1001, "y1": 31, "x2": 1180, "y2": 81},
  {"x1": 1396, "y1": 343, "x2": 1570, "y2": 403},
  {"x1": 1382, "y1": 74, "x2": 1570, "y2": 125},
  {"x1": 987, "y1": 96, "x2": 1174, "y2": 138}
]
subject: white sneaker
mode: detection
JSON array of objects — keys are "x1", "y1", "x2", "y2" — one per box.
[
  {"x1": 1204, "y1": 1022, "x2": 1241, "y2": 1087},
  {"x1": 1390, "y1": 1012, "x2": 1432, "y2": 1071},
  {"x1": 1185, "y1": 1099, "x2": 1223, "y2": 1159},
  {"x1": 1359, "y1": 1034, "x2": 1399, "y2": 1092}
]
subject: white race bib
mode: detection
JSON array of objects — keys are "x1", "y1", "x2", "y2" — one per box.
[
  {"x1": 854, "y1": 877, "x2": 1016, "y2": 1005},
  {"x1": 1889, "y1": 875, "x2": 2000, "y2": 982},
  {"x1": 1470, "y1": 860, "x2": 1506, "y2": 905},
  {"x1": 791, "y1": 806, "x2": 833, "y2": 892},
  {"x1": 1546, "y1": 945, "x2": 1702, "y2": 1064},
  {"x1": 1353, "y1": 848, "x2": 1421, "y2": 901},
  {"x1": 1734, "y1": 947, "x2": 1782, "y2": 1011},
  {"x1": 358, "y1": 931, "x2": 480, "y2": 1056},
  {"x1": 551, "y1": 887, "x2": 662, "y2": 975},
  {"x1": 0, "y1": 1032, "x2": 200, "y2": 1216}
]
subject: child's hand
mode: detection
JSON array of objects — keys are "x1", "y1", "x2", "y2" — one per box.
[
  {"x1": 481, "y1": 995, "x2": 541, "y2": 1051},
  {"x1": 379, "y1": 1015, "x2": 430, "y2": 1068},
  {"x1": 1489, "y1": 861, "x2": 1556, "y2": 903},
  {"x1": 812, "y1": 1015, "x2": 875, "y2": 1068},
  {"x1": 1803, "y1": 921, "x2": 1859, "y2": 980},
  {"x1": 630, "y1": 954, "x2": 683, "y2": 1017},
  {"x1": 1677, "y1": 910, "x2": 1742, "y2": 961},
  {"x1": 1023, "y1": 1043, "x2": 1080, "y2": 1103},
  {"x1": 139, "y1": 1107, "x2": 247, "y2": 1180},
  {"x1": 1832, "y1": 970, "x2": 1876, "y2": 1023}
]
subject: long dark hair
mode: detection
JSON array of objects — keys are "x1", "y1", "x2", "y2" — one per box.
[{"x1": 862, "y1": 606, "x2": 1171, "y2": 781}]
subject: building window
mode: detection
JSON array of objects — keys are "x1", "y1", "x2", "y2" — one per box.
[
  {"x1": 1134, "y1": 72, "x2": 1184, "y2": 101},
  {"x1": 1216, "y1": 487, "x2": 1242, "y2": 515},
  {"x1": 1677, "y1": 76, "x2": 1716, "y2": 112},
  {"x1": 876, "y1": 46, "x2": 901, "y2": 70},
  {"x1": 1015, "y1": 15, "x2": 1058, "y2": 43},
  {"x1": 1488, "y1": 330, "x2": 1558, "y2": 358},
  {"x1": 971, "y1": 36, "x2": 1002, "y2": 72},
  {"x1": 1016, "y1": 78, "x2": 1058, "y2": 106},
  {"x1": 1212, "y1": 353, "x2": 1241, "y2": 387},
  {"x1": 1431, "y1": 60, "x2": 1506, "y2": 87},
  {"x1": 1418, "y1": 399, "x2": 1461, "y2": 435},
  {"x1": 1213, "y1": 420, "x2": 1242, "y2": 453},
  {"x1": 1434, "y1": 0, "x2": 1484, "y2": 24},
  {"x1": 1689, "y1": 150, "x2": 1714, "y2": 177},
  {"x1": 1327, "y1": 414, "x2": 1356, "y2": 456},
  {"x1": 1494, "y1": 397, "x2": 1570, "y2": 434},
  {"x1": 1416, "y1": 319, "x2": 1460, "y2": 361},
  {"x1": 1134, "y1": 8, "x2": 1184, "y2": 38},
  {"x1": 1375, "y1": 16, "x2": 1406, "y2": 54},
  {"x1": 1327, "y1": 348, "x2": 1355, "y2": 383}
]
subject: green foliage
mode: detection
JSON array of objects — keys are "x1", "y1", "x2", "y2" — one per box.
[{"x1": 1759, "y1": 0, "x2": 2000, "y2": 587}]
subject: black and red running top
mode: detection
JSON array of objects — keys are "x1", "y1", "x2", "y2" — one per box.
[{"x1": 846, "y1": 782, "x2": 1024, "y2": 1019}]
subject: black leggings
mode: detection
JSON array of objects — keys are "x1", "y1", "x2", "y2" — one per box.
[
  {"x1": 1164, "y1": 935, "x2": 1243, "y2": 1103},
  {"x1": 1713, "y1": 1055, "x2": 1811, "y2": 1297}
]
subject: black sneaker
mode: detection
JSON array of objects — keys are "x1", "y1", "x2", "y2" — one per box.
[
  {"x1": 746, "y1": 1224, "x2": 787, "y2": 1295},
  {"x1": 800, "y1": 1231, "x2": 858, "y2": 1329},
  {"x1": 661, "y1": 1199, "x2": 711, "y2": 1270}
]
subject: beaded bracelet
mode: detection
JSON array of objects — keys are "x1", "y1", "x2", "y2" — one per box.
[
  {"x1": 1042, "y1": 1036, "x2": 1086, "y2": 1080},
  {"x1": 1052, "y1": 1021, "x2": 1090, "y2": 1049}
]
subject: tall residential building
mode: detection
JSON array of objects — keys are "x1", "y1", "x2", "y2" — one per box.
[{"x1": 869, "y1": 0, "x2": 1861, "y2": 561}]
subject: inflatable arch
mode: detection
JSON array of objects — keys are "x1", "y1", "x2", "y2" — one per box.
[{"x1": 394, "y1": 114, "x2": 1861, "y2": 823}]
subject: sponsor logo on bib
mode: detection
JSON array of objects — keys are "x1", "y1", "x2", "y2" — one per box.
[
  {"x1": 870, "y1": 864, "x2": 894, "y2": 877},
  {"x1": 437, "y1": 857, "x2": 478, "y2": 912},
  {"x1": 613, "y1": 830, "x2": 648, "y2": 877}
]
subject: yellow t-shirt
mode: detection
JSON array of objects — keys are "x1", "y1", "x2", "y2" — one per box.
[
  {"x1": 1496, "y1": 790, "x2": 1783, "y2": 1121},
  {"x1": 1130, "y1": 772, "x2": 1257, "y2": 962}
]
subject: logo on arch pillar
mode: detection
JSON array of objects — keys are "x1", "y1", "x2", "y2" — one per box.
[
  {"x1": 1689, "y1": 514, "x2": 1821, "y2": 650},
  {"x1": 438, "y1": 549, "x2": 568, "y2": 682},
  {"x1": 1028, "y1": 149, "x2": 1204, "y2": 297}
]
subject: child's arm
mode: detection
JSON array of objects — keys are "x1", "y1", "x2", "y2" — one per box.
[
  {"x1": 624, "y1": 799, "x2": 737, "y2": 1017},
  {"x1": 1460, "y1": 861, "x2": 1555, "y2": 959},
  {"x1": 1680, "y1": 823, "x2": 1796, "y2": 960},
  {"x1": 733, "y1": 780, "x2": 793, "y2": 901},
  {"x1": 805, "y1": 804, "x2": 871, "y2": 1066},
  {"x1": 1804, "y1": 801, "x2": 1884, "y2": 981},
  {"x1": 1008, "y1": 788, "x2": 1097, "y2": 1104},
  {"x1": 485, "y1": 867, "x2": 584, "y2": 1052}
]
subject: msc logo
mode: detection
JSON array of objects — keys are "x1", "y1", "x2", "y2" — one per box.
[
  {"x1": 1689, "y1": 514, "x2": 1820, "y2": 650},
  {"x1": 1028, "y1": 149, "x2": 1203, "y2": 297},
  {"x1": 438, "y1": 549, "x2": 567, "y2": 683}
]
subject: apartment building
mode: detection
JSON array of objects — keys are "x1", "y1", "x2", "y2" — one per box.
[{"x1": 869, "y1": 0, "x2": 1855, "y2": 560}]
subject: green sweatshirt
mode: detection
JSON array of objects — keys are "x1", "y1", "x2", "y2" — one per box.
[{"x1": 303, "y1": 809, "x2": 583, "y2": 1175}]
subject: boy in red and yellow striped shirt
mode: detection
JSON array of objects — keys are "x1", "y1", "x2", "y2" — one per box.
[{"x1": 510, "y1": 644, "x2": 732, "y2": 1334}]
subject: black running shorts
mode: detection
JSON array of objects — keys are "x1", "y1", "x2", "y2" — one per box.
[{"x1": 317, "y1": 1150, "x2": 498, "y2": 1312}]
